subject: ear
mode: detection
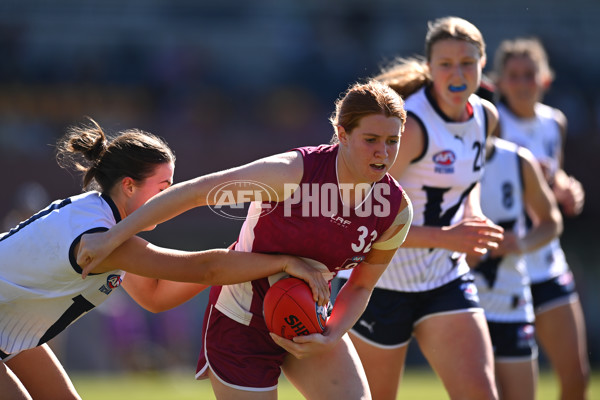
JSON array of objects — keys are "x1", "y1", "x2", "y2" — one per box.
[
  {"x1": 540, "y1": 75, "x2": 553, "y2": 91},
  {"x1": 121, "y1": 177, "x2": 136, "y2": 198},
  {"x1": 480, "y1": 54, "x2": 487, "y2": 69},
  {"x1": 336, "y1": 125, "x2": 349, "y2": 144}
]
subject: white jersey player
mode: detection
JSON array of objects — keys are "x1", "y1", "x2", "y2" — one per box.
[
  {"x1": 375, "y1": 87, "x2": 487, "y2": 292},
  {"x1": 472, "y1": 137, "x2": 562, "y2": 400},
  {"x1": 475, "y1": 138, "x2": 533, "y2": 324},
  {"x1": 493, "y1": 36, "x2": 589, "y2": 399},
  {"x1": 1, "y1": 119, "x2": 328, "y2": 400},
  {"x1": 498, "y1": 102, "x2": 570, "y2": 287},
  {"x1": 336, "y1": 17, "x2": 505, "y2": 400},
  {"x1": 0, "y1": 192, "x2": 126, "y2": 358}
]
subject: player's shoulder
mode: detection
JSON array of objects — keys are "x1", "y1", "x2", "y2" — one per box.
[
  {"x1": 479, "y1": 96, "x2": 498, "y2": 116},
  {"x1": 493, "y1": 137, "x2": 534, "y2": 160},
  {"x1": 479, "y1": 96, "x2": 499, "y2": 131},
  {"x1": 399, "y1": 190, "x2": 413, "y2": 217},
  {"x1": 66, "y1": 191, "x2": 122, "y2": 227},
  {"x1": 493, "y1": 137, "x2": 519, "y2": 153},
  {"x1": 70, "y1": 191, "x2": 102, "y2": 203},
  {"x1": 292, "y1": 144, "x2": 336, "y2": 157},
  {"x1": 291, "y1": 144, "x2": 336, "y2": 172},
  {"x1": 387, "y1": 177, "x2": 412, "y2": 221},
  {"x1": 72, "y1": 191, "x2": 113, "y2": 212},
  {"x1": 36, "y1": 191, "x2": 104, "y2": 217},
  {"x1": 380, "y1": 171, "x2": 406, "y2": 200},
  {"x1": 535, "y1": 102, "x2": 566, "y2": 127},
  {"x1": 515, "y1": 144, "x2": 537, "y2": 166}
]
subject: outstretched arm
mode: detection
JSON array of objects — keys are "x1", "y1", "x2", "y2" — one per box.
[
  {"x1": 77, "y1": 151, "x2": 304, "y2": 276},
  {"x1": 75, "y1": 235, "x2": 330, "y2": 305},
  {"x1": 401, "y1": 215, "x2": 504, "y2": 257},
  {"x1": 122, "y1": 274, "x2": 207, "y2": 313}
]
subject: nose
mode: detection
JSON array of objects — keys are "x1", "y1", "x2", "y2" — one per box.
[{"x1": 375, "y1": 142, "x2": 388, "y2": 159}]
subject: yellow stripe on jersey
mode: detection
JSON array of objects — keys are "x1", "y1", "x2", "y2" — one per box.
[{"x1": 372, "y1": 193, "x2": 413, "y2": 251}]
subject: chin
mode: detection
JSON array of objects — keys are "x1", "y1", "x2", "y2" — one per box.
[{"x1": 368, "y1": 170, "x2": 387, "y2": 182}]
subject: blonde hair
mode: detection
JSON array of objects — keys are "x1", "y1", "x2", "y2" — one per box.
[
  {"x1": 493, "y1": 37, "x2": 554, "y2": 83},
  {"x1": 375, "y1": 16, "x2": 486, "y2": 99}
]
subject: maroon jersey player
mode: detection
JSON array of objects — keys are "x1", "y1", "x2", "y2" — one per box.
[{"x1": 76, "y1": 80, "x2": 413, "y2": 399}]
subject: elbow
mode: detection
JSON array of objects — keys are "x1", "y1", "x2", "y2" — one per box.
[
  {"x1": 194, "y1": 257, "x2": 223, "y2": 284},
  {"x1": 191, "y1": 264, "x2": 215, "y2": 285},
  {"x1": 139, "y1": 302, "x2": 169, "y2": 314},
  {"x1": 555, "y1": 221, "x2": 564, "y2": 238},
  {"x1": 554, "y1": 211, "x2": 564, "y2": 237}
]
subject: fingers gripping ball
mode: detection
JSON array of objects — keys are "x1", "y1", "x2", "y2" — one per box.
[{"x1": 263, "y1": 277, "x2": 328, "y2": 339}]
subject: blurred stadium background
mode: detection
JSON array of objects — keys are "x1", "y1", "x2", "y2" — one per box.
[{"x1": 1, "y1": 0, "x2": 598, "y2": 390}]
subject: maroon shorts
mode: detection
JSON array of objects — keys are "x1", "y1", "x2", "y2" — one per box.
[{"x1": 196, "y1": 304, "x2": 287, "y2": 390}]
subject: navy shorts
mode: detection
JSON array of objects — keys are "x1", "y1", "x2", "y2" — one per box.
[
  {"x1": 530, "y1": 271, "x2": 578, "y2": 314},
  {"x1": 341, "y1": 274, "x2": 482, "y2": 347},
  {"x1": 488, "y1": 321, "x2": 538, "y2": 361}
]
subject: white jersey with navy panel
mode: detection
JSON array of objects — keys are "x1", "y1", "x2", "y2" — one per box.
[
  {"x1": 498, "y1": 102, "x2": 561, "y2": 179},
  {"x1": 0, "y1": 191, "x2": 124, "y2": 358},
  {"x1": 376, "y1": 86, "x2": 488, "y2": 292},
  {"x1": 498, "y1": 102, "x2": 568, "y2": 283},
  {"x1": 474, "y1": 138, "x2": 534, "y2": 323}
]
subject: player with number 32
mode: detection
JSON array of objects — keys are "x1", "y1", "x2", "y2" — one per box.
[{"x1": 76, "y1": 80, "x2": 413, "y2": 399}]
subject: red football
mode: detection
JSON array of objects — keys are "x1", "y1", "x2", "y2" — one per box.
[{"x1": 263, "y1": 277, "x2": 327, "y2": 340}]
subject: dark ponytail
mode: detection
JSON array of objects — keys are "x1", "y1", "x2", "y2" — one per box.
[{"x1": 56, "y1": 118, "x2": 174, "y2": 192}]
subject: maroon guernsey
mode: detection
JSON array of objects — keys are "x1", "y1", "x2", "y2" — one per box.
[{"x1": 209, "y1": 144, "x2": 404, "y2": 330}]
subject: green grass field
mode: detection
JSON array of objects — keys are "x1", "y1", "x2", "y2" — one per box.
[{"x1": 72, "y1": 368, "x2": 599, "y2": 400}]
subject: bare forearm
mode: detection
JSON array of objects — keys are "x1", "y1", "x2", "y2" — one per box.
[
  {"x1": 324, "y1": 281, "x2": 372, "y2": 341},
  {"x1": 182, "y1": 249, "x2": 295, "y2": 285},
  {"x1": 401, "y1": 225, "x2": 444, "y2": 248},
  {"x1": 519, "y1": 220, "x2": 562, "y2": 254},
  {"x1": 112, "y1": 241, "x2": 292, "y2": 284},
  {"x1": 122, "y1": 274, "x2": 206, "y2": 313},
  {"x1": 463, "y1": 183, "x2": 484, "y2": 218}
]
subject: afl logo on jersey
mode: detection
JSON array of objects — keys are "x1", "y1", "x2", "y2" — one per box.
[
  {"x1": 99, "y1": 274, "x2": 122, "y2": 295},
  {"x1": 107, "y1": 274, "x2": 122, "y2": 289},
  {"x1": 336, "y1": 255, "x2": 366, "y2": 271},
  {"x1": 433, "y1": 150, "x2": 455, "y2": 174},
  {"x1": 433, "y1": 150, "x2": 456, "y2": 165}
]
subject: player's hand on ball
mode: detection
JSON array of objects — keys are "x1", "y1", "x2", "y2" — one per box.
[
  {"x1": 269, "y1": 332, "x2": 334, "y2": 359},
  {"x1": 282, "y1": 257, "x2": 331, "y2": 305}
]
